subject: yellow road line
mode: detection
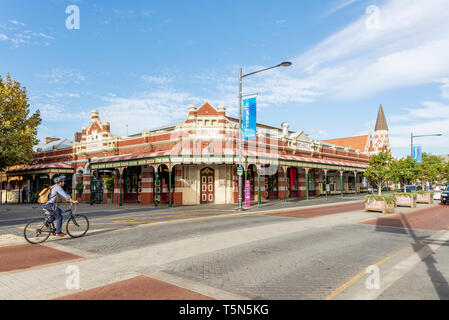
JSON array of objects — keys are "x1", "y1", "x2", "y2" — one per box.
[{"x1": 325, "y1": 251, "x2": 399, "y2": 300}]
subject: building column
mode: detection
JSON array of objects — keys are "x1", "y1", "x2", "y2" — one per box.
[
  {"x1": 256, "y1": 165, "x2": 261, "y2": 205},
  {"x1": 140, "y1": 166, "x2": 154, "y2": 205},
  {"x1": 82, "y1": 173, "x2": 91, "y2": 202},
  {"x1": 315, "y1": 171, "x2": 320, "y2": 197},
  {"x1": 153, "y1": 165, "x2": 159, "y2": 207},
  {"x1": 354, "y1": 171, "x2": 358, "y2": 196},
  {"x1": 168, "y1": 166, "x2": 172, "y2": 208},
  {"x1": 324, "y1": 170, "x2": 328, "y2": 198},
  {"x1": 283, "y1": 166, "x2": 288, "y2": 202},
  {"x1": 305, "y1": 168, "x2": 310, "y2": 200},
  {"x1": 340, "y1": 171, "x2": 344, "y2": 197},
  {"x1": 173, "y1": 165, "x2": 183, "y2": 205},
  {"x1": 277, "y1": 168, "x2": 285, "y2": 200}
]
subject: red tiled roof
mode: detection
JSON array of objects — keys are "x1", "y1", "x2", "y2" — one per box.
[{"x1": 322, "y1": 135, "x2": 369, "y2": 152}]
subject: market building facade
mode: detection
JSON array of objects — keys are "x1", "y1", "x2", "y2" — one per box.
[{"x1": 2, "y1": 103, "x2": 390, "y2": 206}]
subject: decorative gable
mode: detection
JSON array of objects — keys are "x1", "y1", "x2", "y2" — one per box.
[{"x1": 197, "y1": 102, "x2": 219, "y2": 116}]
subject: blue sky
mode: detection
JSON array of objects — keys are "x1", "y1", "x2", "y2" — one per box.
[{"x1": 1, "y1": 0, "x2": 448, "y2": 158}]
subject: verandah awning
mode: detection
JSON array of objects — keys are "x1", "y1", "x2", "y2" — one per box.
[
  {"x1": 90, "y1": 149, "x2": 368, "y2": 172},
  {"x1": 6, "y1": 162, "x2": 73, "y2": 177}
]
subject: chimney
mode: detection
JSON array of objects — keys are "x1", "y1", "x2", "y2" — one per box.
[
  {"x1": 45, "y1": 137, "x2": 60, "y2": 144},
  {"x1": 217, "y1": 105, "x2": 226, "y2": 116},
  {"x1": 281, "y1": 122, "x2": 290, "y2": 137},
  {"x1": 91, "y1": 109, "x2": 99, "y2": 120},
  {"x1": 187, "y1": 104, "x2": 197, "y2": 122},
  {"x1": 74, "y1": 132, "x2": 82, "y2": 143}
]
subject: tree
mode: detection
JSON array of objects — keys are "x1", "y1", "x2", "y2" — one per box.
[
  {"x1": 0, "y1": 74, "x2": 41, "y2": 171},
  {"x1": 417, "y1": 153, "x2": 445, "y2": 187},
  {"x1": 390, "y1": 156, "x2": 419, "y2": 192},
  {"x1": 364, "y1": 151, "x2": 394, "y2": 195}
]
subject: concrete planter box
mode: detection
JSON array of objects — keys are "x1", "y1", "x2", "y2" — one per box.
[
  {"x1": 365, "y1": 199, "x2": 395, "y2": 214},
  {"x1": 416, "y1": 193, "x2": 434, "y2": 204},
  {"x1": 395, "y1": 195, "x2": 417, "y2": 208}
]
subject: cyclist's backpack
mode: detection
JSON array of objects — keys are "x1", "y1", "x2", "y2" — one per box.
[{"x1": 37, "y1": 186, "x2": 55, "y2": 204}]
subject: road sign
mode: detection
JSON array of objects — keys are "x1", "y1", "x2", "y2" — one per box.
[{"x1": 237, "y1": 166, "x2": 243, "y2": 176}]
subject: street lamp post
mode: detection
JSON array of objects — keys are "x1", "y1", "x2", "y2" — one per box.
[
  {"x1": 237, "y1": 61, "x2": 292, "y2": 211},
  {"x1": 410, "y1": 133, "x2": 443, "y2": 158}
]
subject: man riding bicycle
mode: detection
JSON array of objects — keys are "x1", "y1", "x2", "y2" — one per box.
[{"x1": 42, "y1": 175, "x2": 78, "y2": 237}]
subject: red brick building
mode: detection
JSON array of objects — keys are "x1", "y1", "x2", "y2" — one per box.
[{"x1": 4, "y1": 103, "x2": 374, "y2": 206}]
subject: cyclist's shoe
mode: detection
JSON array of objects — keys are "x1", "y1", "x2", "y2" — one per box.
[{"x1": 56, "y1": 232, "x2": 66, "y2": 237}]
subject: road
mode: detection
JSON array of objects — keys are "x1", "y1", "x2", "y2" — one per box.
[{"x1": 1, "y1": 197, "x2": 449, "y2": 300}]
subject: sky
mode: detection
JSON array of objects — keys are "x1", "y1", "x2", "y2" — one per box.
[{"x1": 1, "y1": 0, "x2": 448, "y2": 158}]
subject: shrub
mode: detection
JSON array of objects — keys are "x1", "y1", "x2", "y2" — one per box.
[
  {"x1": 104, "y1": 177, "x2": 114, "y2": 192},
  {"x1": 415, "y1": 190, "x2": 434, "y2": 197},
  {"x1": 75, "y1": 180, "x2": 84, "y2": 194},
  {"x1": 394, "y1": 192, "x2": 417, "y2": 199},
  {"x1": 365, "y1": 194, "x2": 396, "y2": 206}
]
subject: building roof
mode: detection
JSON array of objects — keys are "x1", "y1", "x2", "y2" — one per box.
[
  {"x1": 33, "y1": 138, "x2": 73, "y2": 152},
  {"x1": 375, "y1": 104, "x2": 388, "y2": 131},
  {"x1": 321, "y1": 135, "x2": 369, "y2": 152},
  {"x1": 7, "y1": 162, "x2": 72, "y2": 173}
]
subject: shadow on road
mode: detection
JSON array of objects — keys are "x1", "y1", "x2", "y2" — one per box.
[{"x1": 374, "y1": 212, "x2": 449, "y2": 300}]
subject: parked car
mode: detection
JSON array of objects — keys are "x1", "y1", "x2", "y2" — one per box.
[
  {"x1": 441, "y1": 186, "x2": 449, "y2": 205},
  {"x1": 405, "y1": 185, "x2": 423, "y2": 192},
  {"x1": 434, "y1": 185, "x2": 444, "y2": 200}
]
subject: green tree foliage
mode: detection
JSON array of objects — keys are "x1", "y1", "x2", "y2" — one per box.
[
  {"x1": 0, "y1": 74, "x2": 41, "y2": 171},
  {"x1": 364, "y1": 151, "x2": 394, "y2": 195},
  {"x1": 416, "y1": 153, "x2": 445, "y2": 186},
  {"x1": 390, "y1": 156, "x2": 419, "y2": 191}
]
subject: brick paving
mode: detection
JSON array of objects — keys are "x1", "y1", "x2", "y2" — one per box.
[
  {"x1": 56, "y1": 275, "x2": 214, "y2": 300},
  {"x1": 264, "y1": 201, "x2": 364, "y2": 219},
  {"x1": 360, "y1": 204, "x2": 449, "y2": 231},
  {"x1": 0, "y1": 244, "x2": 82, "y2": 272},
  {"x1": 0, "y1": 200, "x2": 446, "y2": 300}
]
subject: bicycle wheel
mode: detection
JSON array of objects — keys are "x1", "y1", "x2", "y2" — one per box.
[
  {"x1": 66, "y1": 214, "x2": 89, "y2": 238},
  {"x1": 24, "y1": 218, "x2": 52, "y2": 244}
]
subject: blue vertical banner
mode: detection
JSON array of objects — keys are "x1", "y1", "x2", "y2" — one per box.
[
  {"x1": 413, "y1": 146, "x2": 422, "y2": 163},
  {"x1": 242, "y1": 97, "x2": 257, "y2": 140}
]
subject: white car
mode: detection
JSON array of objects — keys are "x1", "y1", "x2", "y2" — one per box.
[{"x1": 434, "y1": 186, "x2": 443, "y2": 200}]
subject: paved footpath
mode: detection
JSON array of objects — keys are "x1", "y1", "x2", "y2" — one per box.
[{"x1": 0, "y1": 198, "x2": 448, "y2": 300}]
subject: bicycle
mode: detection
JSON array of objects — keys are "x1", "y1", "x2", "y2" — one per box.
[{"x1": 23, "y1": 203, "x2": 89, "y2": 244}]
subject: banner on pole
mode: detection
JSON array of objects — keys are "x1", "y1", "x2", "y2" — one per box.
[
  {"x1": 245, "y1": 180, "x2": 251, "y2": 207},
  {"x1": 242, "y1": 97, "x2": 257, "y2": 140},
  {"x1": 413, "y1": 146, "x2": 422, "y2": 163}
]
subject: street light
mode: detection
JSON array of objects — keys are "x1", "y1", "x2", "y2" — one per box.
[
  {"x1": 410, "y1": 133, "x2": 443, "y2": 157},
  {"x1": 237, "y1": 61, "x2": 292, "y2": 211}
]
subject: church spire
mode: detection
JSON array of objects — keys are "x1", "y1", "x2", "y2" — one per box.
[{"x1": 374, "y1": 104, "x2": 388, "y2": 131}]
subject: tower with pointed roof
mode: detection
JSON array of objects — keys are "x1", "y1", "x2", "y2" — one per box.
[{"x1": 373, "y1": 104, "x2": 391, "y2": 154}]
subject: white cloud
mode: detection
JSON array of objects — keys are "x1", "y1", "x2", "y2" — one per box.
[
  {"x1": 327, "y1": 0, "x2": 358, "y2": 15},
  {"x1": 439, "y1": 78, "x2": 449, "y2": 99},
  {"x1": 98, "y1": 90, "x2": 205, "y2": 135},
  {"x1": 247, "y1": 0, "x2": 449, "y2": 103},
  {"x1": 9, "y1": 20, "x2": 25, "y2": 26},
  {"x1": 37, "y1": 104, "x2": 88, "y2": 121},
  {"x1": 141, "y1": 75, "x2": 174, "y2": 85},
  {"x1": 387, "y1": 101, "x2": 449, "y2": 150},
  {"x1": 0, "y1": 20, "x2": 55, "y2": 47},
  {"x1": 40, "y1": 69, "x2": 86, "y2": 84}
]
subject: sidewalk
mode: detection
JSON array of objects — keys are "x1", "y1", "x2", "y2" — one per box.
[{"x1": 0, "y1": 193, "x2": 367, "y2": 214}]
